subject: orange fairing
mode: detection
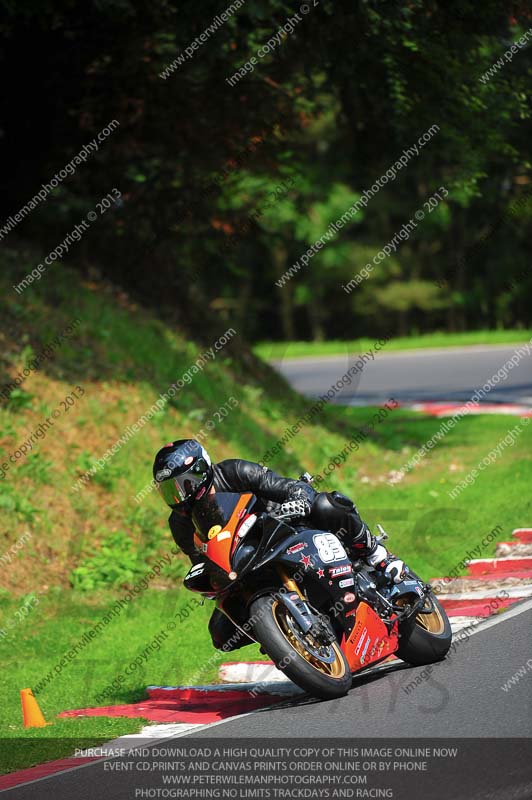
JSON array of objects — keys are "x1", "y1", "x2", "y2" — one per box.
[
  {"x1": 343, "y1": 601, "x2": 399, "y2": 671},
  {"x1": 198, "y1": 493, "x2": 252, "y2": 574}
]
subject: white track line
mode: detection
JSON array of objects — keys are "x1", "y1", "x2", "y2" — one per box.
[
  {"x1": 449, "y1": 616, "x2": 481, "y2": 631},
  {"x1": 439, "y1": 585, "x2": 532, "y2": 600},
  {"x1": 219, "y1": 662, "x2": 286, "y2": 684}
]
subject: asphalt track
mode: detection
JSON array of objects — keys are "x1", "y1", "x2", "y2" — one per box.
[
  {"x1": 6, "y1": 601, "x2": 532, "y2": 800},
  {"x1": 193, "y1": 603, "x2": 532, "y2": 739},
  {"x1": 271, "y1": 344, "x2": 532, "y2": 406}
]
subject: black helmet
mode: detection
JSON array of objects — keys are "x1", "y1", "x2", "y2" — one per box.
[{"x1": 153, "y1": 439, "x2": 214, "y2": 509}]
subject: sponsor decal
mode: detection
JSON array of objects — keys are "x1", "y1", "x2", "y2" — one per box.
[
  {"x1": 208, "y1": 525, "x2": 222, "y2": 539},
  {"x1": 354, "y1": 627, "x2": 367, "y2": 656},
  {"x1": 369, "y1": 637, "x2": 385, "y2": 659},
  {"x1": 155, "y1": 467, "x2": 172, "y2": 481},
  {"x1": 217, "y1": 530, "x2": 231, "y2": 541},
  {"x1": 339, "y1": 577, "x2": 355, "y2": 588},
  {"x1": 415, "y1": 586, "x2": 423, "y2": 596},
  {"x1": 317, "y1": 568, "x2": 325, "y2": 578},
  {"x1": 201, "y1": 543, "x2": 208, "y2": 553},
  {"x1": 343, "y1": 592, "x2": 356, "y2": 603},
  {"x1": 329, "y1": 565, "x2": 352, "y2": 578},
  {"x1": 286, "y1": 542, "x2": 307, "y2": 555},
  {"x1": 300, "y1": 554, "x2": 312, "y2": 569},
  {"x1": 184, "y1": 456, "x2": 194, "y2": 465},
  {"x1": 360, "y1": 635, "x2": 372, "y2": 664}
]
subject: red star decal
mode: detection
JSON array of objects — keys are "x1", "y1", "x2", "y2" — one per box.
[
  {"x1": 317, "y1": 568, "x2": 325, "y2": 578},
  {"x1": 300, "y1": 554, "x2": 312, "y2": 569}
]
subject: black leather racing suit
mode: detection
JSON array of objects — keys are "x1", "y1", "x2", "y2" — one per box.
[{"x1": 169, "y1": 459, "x2": 371, "y2": 651}]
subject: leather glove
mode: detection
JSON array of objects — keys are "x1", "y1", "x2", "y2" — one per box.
[
  {"x1": 383, "y1": 557, "x2": 407, "y2": 584},
  {"x1": 273, "y1": 499, "x2": 311, "y2": 519}
]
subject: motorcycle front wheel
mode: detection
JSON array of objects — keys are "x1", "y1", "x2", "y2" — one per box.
[{"x1": 249, "y1": 594, "x2": 352, "y2": 700}]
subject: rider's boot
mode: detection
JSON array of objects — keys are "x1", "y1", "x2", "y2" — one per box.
[{"x1": 349, "y1": 524, "x2": 409, "y2": 584}]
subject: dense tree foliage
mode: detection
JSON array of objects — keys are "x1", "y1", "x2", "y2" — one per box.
[{"x1": 2, "y1": 0, "x2": 531, "y2": 341}]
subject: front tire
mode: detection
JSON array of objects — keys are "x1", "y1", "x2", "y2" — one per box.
[
  {"x1": 397, "y1": 593, "x2": 452, "y2": 666},
  {"x1": 249, "y1": 594, "x2": 352, "y2": 700}
]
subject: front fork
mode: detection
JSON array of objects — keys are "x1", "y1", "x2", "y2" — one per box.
[
  {"x1": 276, "y1": 565, "x2": 305, "y2": 597},
  {"x1": 275, "y1": 565, "x2": 314, "y2": 634},
  {"x1": 275, "y1": 566, "x2": 336, "y2": 646}
]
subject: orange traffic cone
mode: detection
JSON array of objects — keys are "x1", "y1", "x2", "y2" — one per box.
[{"x1": 20, "y1": 688, "x2": 48, "y2": 728}]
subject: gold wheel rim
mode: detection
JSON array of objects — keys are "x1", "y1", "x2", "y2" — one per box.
[
  {"x1": 397, "y1": 595, "x2": 445, "y2": 634},
  {"x1": 271, "y1": 600, "x2": 346, "y2": 679}
]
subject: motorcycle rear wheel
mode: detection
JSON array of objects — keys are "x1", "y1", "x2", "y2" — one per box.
[
  {"x1": 396, "y1": 593, "x2": 452, "y2": 665},
  {"x1": 249, "y1": 594, "x2": 352, "y2": 700}
]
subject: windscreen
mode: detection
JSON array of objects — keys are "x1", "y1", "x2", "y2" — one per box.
[{"x1": 191, "y1": 491, "x2": 255, "y2": 542}]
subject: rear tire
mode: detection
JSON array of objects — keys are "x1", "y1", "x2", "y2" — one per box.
[
  {"x1": 249, "y1": 594, "x2": 352, "y2": 700},
  {"x1": 397, "y1": 594, "x2": 452, "y2": 666}
]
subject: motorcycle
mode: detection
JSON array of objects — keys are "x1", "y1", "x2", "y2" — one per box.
[{"x1": 184, "y1": 484, "x2": 452, "y2": 700}]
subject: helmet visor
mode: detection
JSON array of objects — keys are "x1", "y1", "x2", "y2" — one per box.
[{"x1": 157, "y1": 458, "x2": 211, "y2": 506}]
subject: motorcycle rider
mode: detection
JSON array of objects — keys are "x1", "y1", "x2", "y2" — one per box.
[{"x1": 153, "y1": 439, "x2": 408, "y2": 652}]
